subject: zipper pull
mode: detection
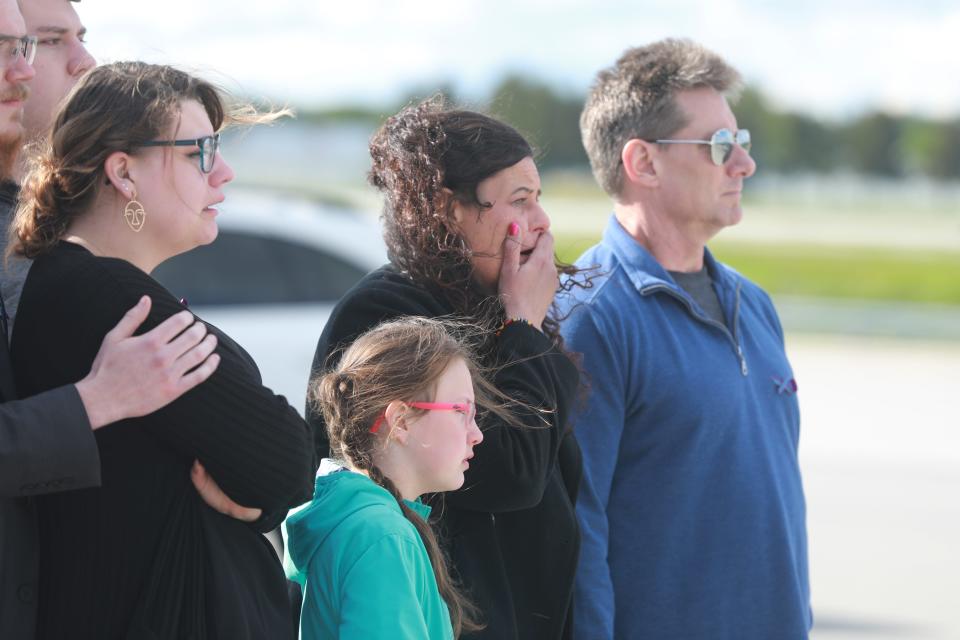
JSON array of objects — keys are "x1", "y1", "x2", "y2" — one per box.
[{"x1": 737, "y1": 345, "x2": 748, "y2": 376}]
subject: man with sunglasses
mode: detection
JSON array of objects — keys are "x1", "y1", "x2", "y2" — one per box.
[
  {"x1": 556, "y1": 39, "x2": 810, "y2": 639},
  {"x1": 0, "y1": 2, "x2": 229, "y2": 637}
]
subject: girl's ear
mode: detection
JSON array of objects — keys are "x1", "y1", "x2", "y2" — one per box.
[{"x1": 382, "y1": 400, "x2": 410, "y2": 444}]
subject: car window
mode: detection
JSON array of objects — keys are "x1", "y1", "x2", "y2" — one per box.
[{"x1": 153, "y1": 231, "x2": 369, "y2": 305}]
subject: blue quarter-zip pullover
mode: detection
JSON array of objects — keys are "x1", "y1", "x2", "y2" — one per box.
[{"x1": 557, "y1": 214, "x2": 810, "y2": 639}]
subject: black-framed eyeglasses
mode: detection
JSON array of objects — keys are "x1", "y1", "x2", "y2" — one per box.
[
  {"x1": 652, "y1": 128, "x2": 751, "y2": 166},
  {"x1": 0, "y1": 34, "x2": 38, "y2": 67},
  {"x1": 137, "y1": 133, "x2": 221, "y2": 174}
]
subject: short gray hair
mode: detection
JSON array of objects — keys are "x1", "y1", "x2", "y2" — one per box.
[{"x1": 580, "y1": 38, "x2": 742, "y2": 197}]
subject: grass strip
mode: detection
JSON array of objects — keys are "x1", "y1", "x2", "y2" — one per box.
[{"x1": 555, "y1": 236, "x2": 960, "y2": 305}]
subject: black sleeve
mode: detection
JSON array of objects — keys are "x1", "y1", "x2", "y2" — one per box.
[
  {"x1": 307, "y1": 275, "x2": 579, "y2": 514},
  {"x1": 0, "y1": 384, "x2": 101, "y2": 498},
  {"x1": 16, "y1": 255, "x2": 313, "y2": 513},
  {"x1": 448, "y1": 321, "x2": 579, "y2": 512},
  {"x1": 119, "y1": 271, "x2": 313, "y2": 512}
]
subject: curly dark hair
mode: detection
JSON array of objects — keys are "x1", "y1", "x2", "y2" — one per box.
[{"x1": 368, "y1": 96, "x2": 581, "y2": 348}]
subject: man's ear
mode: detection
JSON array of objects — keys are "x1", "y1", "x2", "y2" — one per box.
[
  {"x1": 104, "y1": 151, "x2": 136, "y2": 199},
  {"x1": 382, "y1": 400, "x2": 410, "y2": 444},
  {"x1": 621, "y1": 139, "x2": 659, "y2": 188}
]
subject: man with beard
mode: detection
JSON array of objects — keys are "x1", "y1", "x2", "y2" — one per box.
[
  {"x1": 2, "y1": 0, "x2": 93, "y2": 327},
  {"x1": 0, "y1": 1, "x2": 224, "y2": 636}
]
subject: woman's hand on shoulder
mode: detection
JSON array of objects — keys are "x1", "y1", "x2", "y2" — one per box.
[{"x1": 497, "y1": 226, "x2": 558, "y2": 330}]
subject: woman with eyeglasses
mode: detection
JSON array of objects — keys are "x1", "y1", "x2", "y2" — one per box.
[
  {"x1": 307, "y1": 97, "x2": 584, "y2": 640},
  {"x1": 9, "y1": 62, "x2": 312, "y2": 639}
]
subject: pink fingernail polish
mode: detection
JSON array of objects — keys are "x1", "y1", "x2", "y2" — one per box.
[{"x1": 508, "y1": 222, "x2": 520, "y2": 236}]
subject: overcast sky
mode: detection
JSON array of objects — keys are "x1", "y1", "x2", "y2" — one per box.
[{"x1": 78, "y1": 0, "x2": 960, "y2": 120}]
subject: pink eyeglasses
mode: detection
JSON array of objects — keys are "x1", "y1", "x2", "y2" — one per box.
[{"x1": 369, "y1": 401, "x2": 476, "y2": 433}]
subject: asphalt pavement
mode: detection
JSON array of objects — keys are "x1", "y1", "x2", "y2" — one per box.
[{"x1": 790, "y1": 335, "x2": 960, "y2": 640}]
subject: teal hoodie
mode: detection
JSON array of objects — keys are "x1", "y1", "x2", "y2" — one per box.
[{"x1": 283, "y1": 460, "x2": 454, "y2": 640}]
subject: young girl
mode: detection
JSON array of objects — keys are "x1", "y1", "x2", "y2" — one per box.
[{"x1": 285, "y1": 317, "x2": 512, "y2": 639}]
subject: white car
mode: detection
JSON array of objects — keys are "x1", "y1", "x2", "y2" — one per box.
[{"x1": 153, "y1": 188, "x2": 387, "y2": 415}]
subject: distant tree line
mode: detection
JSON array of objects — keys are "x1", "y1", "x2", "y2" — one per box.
[
  {"x1": 735, "y1": 88, "x2": 960, "y2": 180},
  {"x1": 298, "y1": 76, "x2": 960, "y2": 180}
]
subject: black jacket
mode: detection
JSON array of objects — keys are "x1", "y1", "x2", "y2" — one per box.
[
  {"x1": 1, "y1": 182, "x2": 104, "y2": 640},
  {"x1": 0, "y1": 333, "x2": 100, "y2": 640},
  {"x1": 308, "y1": 265, "x2": 582, "y2": 640}
]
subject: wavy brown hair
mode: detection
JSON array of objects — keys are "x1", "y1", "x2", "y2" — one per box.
[
  {"x1": 368, "y1": 96, "x2": 583, "y2": 351},
  {"x1": 10, "y1": 61, "x2": 286, "y2": 259},
  {"x1": 311, "y1": 317, "x2": 530, "y2": 636}
]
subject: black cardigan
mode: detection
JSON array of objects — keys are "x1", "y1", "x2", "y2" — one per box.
[
  {"x1": 308, "y1": 265, "x2": 582, "y2": 640},
  {"x1": 11, "y1": 242, "x2": 313, "y2": 640}
]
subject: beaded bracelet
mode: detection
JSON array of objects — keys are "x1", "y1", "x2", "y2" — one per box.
[{"x1": 495, "y1": 317, "x2": 533, "y2": 337}]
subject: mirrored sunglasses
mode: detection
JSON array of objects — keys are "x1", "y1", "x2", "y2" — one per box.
[{"x1": 654, "y1": 128, "x2": 752, "y2": 166}]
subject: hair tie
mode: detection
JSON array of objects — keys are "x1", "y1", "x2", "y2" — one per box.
[{"x1": 336, "y1": 374, "x2": 352, "y2": 396}]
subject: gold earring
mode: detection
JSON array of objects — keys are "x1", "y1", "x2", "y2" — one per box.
[{"x1": 123, "y1": 197, "x2": 146, "y2": 232}]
